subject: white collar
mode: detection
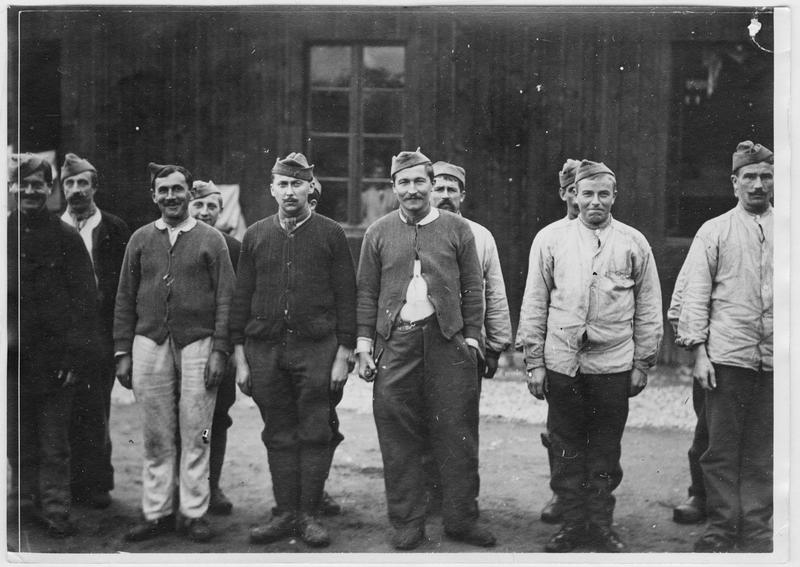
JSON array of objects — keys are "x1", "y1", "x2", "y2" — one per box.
[
  {"x1": 398, "y1": 207, "x2": 439, "y2": 226},
  {"x1": 736, "y1": 202, "x2": 773, "y2": 220},
  {"x1": 155, "y1": 215, "x2": 197, "y2": 233}
]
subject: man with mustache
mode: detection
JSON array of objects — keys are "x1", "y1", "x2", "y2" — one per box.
[
  {"x1": 676, "y1": 141, "x2": 774, "y2": 553},
  {"x1": 518, "y1": 159, "x2": 662, "y2": 553},
  {"x1": 7, "y1": 154, "x2": 98, "y2": 538},
  {"x1": 356, "y1": 149, "x2": 494, "y2": 550},
  {"x1": 114, "y1": 163, "x2": 235, "y2": 543},
  {"x1": 230, "y1": 153, "x2": 356, "y2": 547},
  {"x1": 188, "y1": 180, "x2": 240, "y2": 516},
  {"x1": 59, "y1": 153, "x2": 130, "y2": 510},
  {"x1": 516, "y1": 158, "x2": 583, "y2": 525}
]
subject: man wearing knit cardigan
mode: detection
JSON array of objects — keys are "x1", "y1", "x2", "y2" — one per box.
[
  {"x1": 230, "y1": 153, "x2": 356, "y2": 548},
  {"x1": 114, "y1": 163, "x2": 235, "y2": 543},
  {"x1": 356, "y1": 149, "x2": 495, "y2": 550}
]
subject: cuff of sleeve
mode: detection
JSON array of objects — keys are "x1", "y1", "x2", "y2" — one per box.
[
  {"x1": 212, "y1": 338, "x2": 231, "y2": 355},
  {"x1": 114, "y1": 351, "x2": 129, "y2": 359},
  {"x1": 633, "y1": 360, "x2": 651, "y2": 372},
  {"x1": 463, "y1": 326, "x2": 482, "y2": 343},
  {"x1": 336, "y1": 332, "x2": 356, "y2": 350},
  {"x1": 114, "y1": 339, "x2": 132, "y2": 354},
  {"x1": 465, "y1": 337, "x2": 480, "y2": 350},
  {"x1": 355, "y1": 337, "x2": 373, "y2": 354}
]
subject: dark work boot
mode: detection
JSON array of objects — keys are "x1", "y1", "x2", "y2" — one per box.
[
  {"x1": 673, "y1": 495, "x2": 706, "y2": 524},
  {"x1": 544, "y1": 523, "x2": 586, "y2": 553},
  {"x1": 540, "y1": 493, "x2": 564, "y2": 524}
]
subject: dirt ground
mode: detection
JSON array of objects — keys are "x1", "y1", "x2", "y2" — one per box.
[{"x1": 5, "y1": 367, "x2": 774, "y2": 563}]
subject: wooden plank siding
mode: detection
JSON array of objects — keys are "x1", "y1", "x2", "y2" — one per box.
[{"x1": 10, "y1": 7, "x2": 769, "y2": 364}]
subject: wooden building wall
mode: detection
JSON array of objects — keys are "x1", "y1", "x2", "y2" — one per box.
[{"x1": 8, "y1": 6, "x2": 770, "y2": 364}]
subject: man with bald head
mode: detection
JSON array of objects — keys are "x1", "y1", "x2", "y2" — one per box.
[
  {"x1": 676, "y1": 141, "x2": 774, "y2": 553},
  {"x1": 60, "y1": 153, "x2": 130, "y2": 510},
  {"x1": 518, "y1": 159, "x2": 662, "y2": 553}
]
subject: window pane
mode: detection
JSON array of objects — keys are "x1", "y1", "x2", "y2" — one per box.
[
  {"x1": 314, "y1": 180, "x2": 348, "y2": 223},
  {"x1": 363, "y1": 92, "x2": 402, "y2": 134},
  {"x1": 310, "y1": 91, "x2": 349, "y2": 132},
  {"x1": 309, "y1": 137, "x2": 350, "y2": 178},
  {"x1": 310, "y1": 46, "x2": 351, "y2": 87},
  {"x1": 363, "y1": 138, "x2": 402, "y2": 176},
  {"x1": 360, "y1": 179, "x2": 397, "y2": 227},
  {"x1": 363, "y1": 46, "x2": 404, "y2": 88}
]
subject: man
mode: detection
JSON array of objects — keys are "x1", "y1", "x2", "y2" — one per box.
[
  {"x1": 430, "y1": 161, "x2": 512, "y2": 377},
  {"x1": 518, "y1": 159, "x2": 662, "y2": 553},
  {"x1": 60, "y1": 153, "x2": 130, "y2": 510},
  {"x1": 114, "y1": 162, "x2": 235, "y2": 543},
  {"x1": 7, "y1": 153, "x2": 98, "y2": 538},
  {"x1": 515, "y1": 158, "x2": 582, "y2": 525},
  {"x1": 356, "y1": 149, "x2": 495, "y2": 550},
  {"x1": 424, "y1": 160, "x2": 512, "y2": 511},
  {"x1": 230, "y1": 153, "x2": 356, "y2": 548},
  {"x1": 668, "y1": 263, "x2": 708, "y2": 525},
  {"x1": 188, "y1": 180, "x2": 241, "y2": 515},
  {"x1": 676, "y1": 141, "x2": 773, "y2": 553}
]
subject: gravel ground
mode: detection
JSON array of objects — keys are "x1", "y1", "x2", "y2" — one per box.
[{"x1": 112, "y1": 359, "x2": 698, "y2": 431}]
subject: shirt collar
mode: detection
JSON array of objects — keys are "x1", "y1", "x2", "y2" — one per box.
[
  {"x1": 736, "y1": 202, "x2": 773, "y2": 220},
  {"x1": 398, "y1": 207, "x2": 439, "y2": 226},
  {"x1": 155, "y1": 215, "x2": 197, "y2": 233},
  {"x1": 577, "y1": 213, "x2": 614, "y2": 231},
  {"x1": 61, "y1": 207, "x2": 102, "y2": 230}
]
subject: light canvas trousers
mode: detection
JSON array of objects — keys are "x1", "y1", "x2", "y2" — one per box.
[{"x1": 132, "y1": 335, "x2": 217, "y2": 520}]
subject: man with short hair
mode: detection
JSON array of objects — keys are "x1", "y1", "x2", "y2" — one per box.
[
  {"x1": 188, "y1": 180, "x2": 240, "y2": 515},
  {"x1": 516, "y1": 158, "x2": 581, "y2": 525},
  {"x1": 114, "y1": 162, "x2": 235, "y2": 543},
  {"x1": 518, "y1": 159, "x2": 663, "y2": 553},
  {"x1": 677, "y1": 141, "x2": 774, "y2": 553},
  {"x1": 7, "y1": 153, "x2": 98, "y2": 538},
  {"x1": 356, "y1": 149, "x2": 495, "y2": 550},
  {"x1": 230, "y1": 153, "x2": 356, "y2": 548},
  {"x1": 60, "y1": 153, "x2": 130, "y2": 510}
]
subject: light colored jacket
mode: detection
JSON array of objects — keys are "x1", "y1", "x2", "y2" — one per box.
[
  {"x1": 676, "y1": 204, "x2": 773, "y2": 371},
  {"x1": 464, "y1": 218, "x2": 512, "y2": 354},
  {"x1": 518, "y1": 216, "x2": 662, "y2": 376},
  {"x1": 667, "y1": 261, "x2": 689, "y2": 334}
]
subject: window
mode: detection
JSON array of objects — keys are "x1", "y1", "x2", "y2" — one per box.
[
  {"x1": 306, "y1": 44, "x2": 405, "y2": 226},
  {"x1": 666, "y1": 40, "x2": 773, "y2": 237}
]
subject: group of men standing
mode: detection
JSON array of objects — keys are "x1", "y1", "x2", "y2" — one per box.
[{"x1": 7, "y1": 138, "x2": 773, "y2": 553}]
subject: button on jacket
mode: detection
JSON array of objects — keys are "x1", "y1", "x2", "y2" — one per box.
[
  {"x1": 676, "y1": 204, "x2": 773, "y2": 371},
  {"x1": 518, "y1": 216, "x2": 662, "y2": 376}
]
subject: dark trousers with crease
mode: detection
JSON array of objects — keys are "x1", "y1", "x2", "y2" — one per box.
[
  {"x1": 70, "y1": 357, "x2": 115, "y2": 496},
  {"x1": 545, "y1": 368, "x2": 630, "y2": 528},
  {"x1": 701, "y1": 364, "x2": 772, "y2": 548},
  {"x1": 247, "y1": 332, "x2": 339, "y2": 515},
  {"x1": 209, "y1": 358, "x2": 236, "y2": 489},
  {"x1": 373, "y1": 317, "x2": 481, "y2": 532},
  {"x1": 686, "y1": 379, "x2": 708, "y2": 500}
]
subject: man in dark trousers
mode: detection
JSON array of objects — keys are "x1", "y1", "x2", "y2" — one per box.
[
  {"x1": 7, "y1": 153, "x2": 98, "y2": 538},
  {"x1": 668, "y1": 263, "x2": 708, "y2": 525},
  {"x1": 356, "y1": 149, "x2": 494, "y2": 550},
  {"x1": 114, "y1": 162, "x2": 235, "y2": 543},
  {"x1": 516, "y1": 157, "x2": 582, "y2": 525},
  {"x1": 676, "y1": 141, "x2": 774, "y2": 553},
  {"x1": 60, "y1": 153, "x2": 130, "y2": 510},
  {"x1": 518, "y1": 159, "x2": 663, "y2": 553},
  {"x1": 188, "y1": 179, "x2": 240, "y2": 515},
  {"x1": 230, "y1": 153, "x2": 356, "y2": 548}
]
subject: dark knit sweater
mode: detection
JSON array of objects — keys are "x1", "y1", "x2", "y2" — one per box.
[
  {"x1": 229, "y1": 213, "x2": 356, "y2": 347},
  {"x1": 356, "y1": 210, "x2": 484, "y2": 342},
  {"x1": 113, "y1": 220, "x2": 235, "y2": 353}
]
